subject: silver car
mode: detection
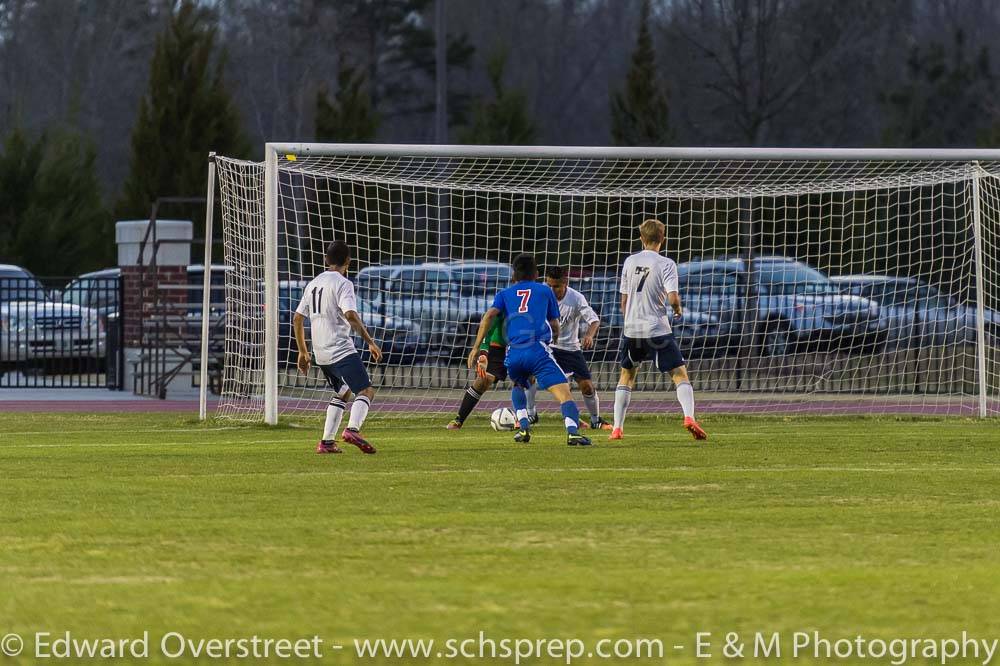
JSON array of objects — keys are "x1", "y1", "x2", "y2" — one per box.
[{"x1": 0, "y1": 265, "x2": 105, "y2": 367}]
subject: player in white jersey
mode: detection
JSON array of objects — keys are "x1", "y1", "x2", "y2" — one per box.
[
  {"x1": 523, "y1": 265, "x2": 612, "y2": 430},
  {"x1": 610, "y1": 219, "x2": 707, "y2": 441},
  {"x1": 293, "y1": 240, "x2": 383, "y2": 454}
]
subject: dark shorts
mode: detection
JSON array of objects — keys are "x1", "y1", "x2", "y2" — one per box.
[
  {"x1": 551, "y1": 347, "x2": 592, "y2": 381},
  {"x1": 619, "y1": 334, "x2": 686, "y2": 373},
  {"x1": 484, "y1": 345, "x2": 508, "y2": 382},
  {"x1": 318, "y1": 352, "x2": 371, "y2": 395}
]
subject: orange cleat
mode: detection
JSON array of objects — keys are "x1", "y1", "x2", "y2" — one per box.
[
  {"x1": 684, "y1": 417, "x2": 707, "y2": 441},
  {"x1": 609, "y1": 427, "x2": 624, "y2": 441}
]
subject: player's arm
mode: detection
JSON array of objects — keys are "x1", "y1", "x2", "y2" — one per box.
[
  {"x1": 468, "y1": 307, "x2": 501, "y2": 368},
  {"x1": 548, "y1": 317, "x2": 561, "y2": 341},
  {"x1": 668, "y1": 291, "x2": 682, "y2": 319},
  {"x1": 665, "y1": 261, "x2": 682, "y2": 320},
  {"x1": 344, "y1": 310, "x2": 383, "y2": 363},
  {"x1": 581, "y1": 306, "x2": 600, "y2": 350},
  {"x1": 293, "y1": 312, "x2": 310, "y2": 374}
]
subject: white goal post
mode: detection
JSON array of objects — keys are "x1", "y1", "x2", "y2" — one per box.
[{"x1": 201, "y1": 144, "x2": 1000, "y2": 423}]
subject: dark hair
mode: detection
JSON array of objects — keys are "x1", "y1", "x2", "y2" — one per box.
[
  {"x1": 511, "y1": 253, "x2": 538, "y2": 281},
  {"x1": 545, "y1": 265, "x2": 567, "y2": 280},
  {"x1": 325, "y1": 240, "x2": 351, "y2": 267}
]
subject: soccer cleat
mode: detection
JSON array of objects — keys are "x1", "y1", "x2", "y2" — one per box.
[
  {"x1": 513, "y1": 429, "x2": 531, "y2": 443},
  {"x1": 342, "y1": 428, "x2": 377, "y2": 454},
  {"x1": 445, "y1": 419, "x2": 463, "y2": 430},
  {"x1": 316, "y1": 440, "x2": 343, "y2": 454},
  {"x1": 567, "y1": 433, "x2": 592, "y2": 447},
  {"x1": 527, "y1": 412, "x2": 540, "y2": 425},
  {"x1": 684, "y1": 417, "x2": 708, "y2": 441},
  {"x1": 590, "y1": 417, "x2": 613, "y2": 431},
  {"x1": 609, "y1": 427, "x2": 624, "y2": 441}
]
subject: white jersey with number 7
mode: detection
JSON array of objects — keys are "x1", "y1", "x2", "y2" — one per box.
[{"x1": 619, "y1": 249, "x2": 679, "y2": 338}]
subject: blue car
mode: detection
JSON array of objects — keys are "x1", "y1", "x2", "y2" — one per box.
[
  {"x1": 678, "y1": 257, "x2": 886, "y2": 356},
  {"x1": 830, "y1": 275, "x2": 1000, "y2": 348}
]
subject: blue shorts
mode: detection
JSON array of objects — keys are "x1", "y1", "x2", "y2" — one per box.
[
  {"x1": 619, "y1": 335, "x2": 686, "y2": 373},
  {"x1": 318, "y1": 353, "x2": 371, "y2": 395},
  {"x1": 505, "y1": 342, "x2": 570, "y2": 390},
  {"x1": 551, "y1": 347, "x2": 592, "y2": 381}
]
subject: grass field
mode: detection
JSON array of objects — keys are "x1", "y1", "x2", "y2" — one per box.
[{"x1": 2, "y1": 412, "x2": 1000, "y2": 664}]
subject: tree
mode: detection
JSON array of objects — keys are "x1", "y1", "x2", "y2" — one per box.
[
  {"x1": 611, "y1": 0, "x2": 672, "y2": 146},
  {"x1": 315, "y1": 58, "x2": 379, "y2": 142},
  {"x1": 457, "y1": 50, "x2": 536, "y2": 145},
  {"x1": 117, "y1": 1, "x2": 247, "y2": 219},
  {"x1": 0, "y1": 127, "x2": 109, "y2": 275},
  {"x1": 883, "y1": 30, "x2": 994, "y2": 147},
  {"x1": 337, "y1": 0, "x2": 475, "y2": 133}
]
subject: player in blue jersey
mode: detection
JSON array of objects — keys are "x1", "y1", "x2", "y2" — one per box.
[{"x1": 467, "y1": 254, "x2": 592, "y2": 446}]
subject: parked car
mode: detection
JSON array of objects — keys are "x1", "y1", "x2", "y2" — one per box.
[
  {"x1": 355, "y1": 260, "x2": 512, "y2": 361},
  {"x1": 61, "y1": 267, "x2": 121, "y2": 318},
  {"x1": 278, "y1": 279, "x2": 424, "y2": 366},
  {"x1": 1, "y1": 264, "x2": 105, "y2": 369},
  {"x1": 572, "y1": 273, "x2": 725, "y2": 362},
  {"x1": 830, "y1": 275, "x2": 1000, "y2": 348},
  {"x1": 678, "y1": 256, "x2": 887, "y2": 356}
]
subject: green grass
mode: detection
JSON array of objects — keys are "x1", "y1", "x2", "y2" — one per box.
[{"x1": 2, "y1": 412, "x2": 1000, "y2": 664}]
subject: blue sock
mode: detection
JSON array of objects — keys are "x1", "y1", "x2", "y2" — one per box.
[
  {"x1": 512, "y1": 386, "x2": 530, "y2": 430},
  {"x1": 560, "y1": 401, "x2": 580, "y2": 435}
]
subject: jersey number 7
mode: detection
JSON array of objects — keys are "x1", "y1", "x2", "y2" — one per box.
[
  {"x1": 516, "y1": 289, "x2": 531, "y2": 313},
  {"x1": 634, "y1": 267, "x2": 651, "y2": 293}
]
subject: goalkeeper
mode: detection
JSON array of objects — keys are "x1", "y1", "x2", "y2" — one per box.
[{"x1": 445, "y1": 312, "x2": 510, "y2": 429}]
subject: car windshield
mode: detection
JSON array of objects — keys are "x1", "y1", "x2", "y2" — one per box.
[
  {"x1": 0, "y1": 272, "x2": 48, "y2": 303},
  {"x1": 854, "y1": 282, "x2": 913, "y2": 306},
  {"x1": 680, "y1": 271, "x2": 739, "y2": 295},
  {"x1": 757, "y1": 263, "x2": 837, "y2": 295},
  {"x1": 456, "y1": 268, "x2": 510, "y2": 296}
]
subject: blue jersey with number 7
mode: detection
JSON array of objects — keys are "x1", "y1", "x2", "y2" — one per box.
[{"x1": 491, "y1": 281, "x2": 561, "y2": 347}]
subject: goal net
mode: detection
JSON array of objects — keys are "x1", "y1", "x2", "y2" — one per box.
[{"x1": 209, "y1": 146, "x2": 1000, "y2": 423}]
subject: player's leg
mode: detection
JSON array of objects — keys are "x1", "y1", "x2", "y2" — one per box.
[
  {"x1": 448, "y1": 346, "x2": 504, "y2": 429},
  {"x1": 611, "y1": 337, "x2": 645, "y2": 440},
  {"x1": 316, "y1": 365, "x2": 350, "y2": 453},
  {"x1": 448, "y1": 373, "x2": 495, "y2": 429},
  {"x1": 533, "y1": 347, "x2": 590, "y2": 446},
  {"x1": 334, "y1": 354, "x2": 378, "y2": 453},
  {"x1": 576, "y1": 377, "x2": 610, "y2": 430},
  {"x1": 670, "y1": 365, "x2": 706, "y2": 440},
  {"x1": 555, "y1": 348, "x2": 610, "y2": 430},
  {"x1": 524, "y1": 380, "x2": 540, "y2": 424},
  {"x1": 656, "y1": 335, "x2": 707, "y2": 441}
]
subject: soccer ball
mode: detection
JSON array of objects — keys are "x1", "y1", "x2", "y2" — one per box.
[{"x1": 490, "y1": 407, "x2": 517, "y2": 431}]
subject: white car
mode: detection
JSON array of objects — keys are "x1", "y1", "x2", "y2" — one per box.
[{"x1": 0, "y1": 265, "x2": 105, "y2": 368}]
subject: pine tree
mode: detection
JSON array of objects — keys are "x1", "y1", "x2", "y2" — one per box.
[
  {"x1": 315, "y1": 58, "x2": 379, "y2": 142},
  {"x1": 0, "y1": 127, "x2": 109, "y2": 275},
  {"x1": 117, "y1": 1, "x2": 247, "y2": 219},
  {"x1": 457, "y1": 50, "x2": 536, "y2": 145},
  {"x1": 611, "y1": 0, "x2": 672, "y2": 146}
]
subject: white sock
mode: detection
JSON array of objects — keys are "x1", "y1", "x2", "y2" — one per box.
[
  {"x1": 613, "y1": 385, "x2": 631, "y2": 430},
  {"x1": 323, "y1": 397, "x2": 346, "y2": 440},
  {"x1": 583, "y1": 392, "x2": 600, "y2": 423},
  {"x1": 676, "y1": 382, "x2": 695, "y2": 419},
  {"x1": 348, "y1": 395, "x2": 372, "y2": 431},
  {"x1": 526, "y1": 382, "x2": 538, "y2": 416}
]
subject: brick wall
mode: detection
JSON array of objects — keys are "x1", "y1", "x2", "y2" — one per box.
[{"x1": 121, "y1": 265, "x2": 190, "y2": 346}]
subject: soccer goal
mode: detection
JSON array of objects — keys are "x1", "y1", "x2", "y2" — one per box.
[{"x1": 201, "y1": 145, "x2": 1000, "y2": 423}]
